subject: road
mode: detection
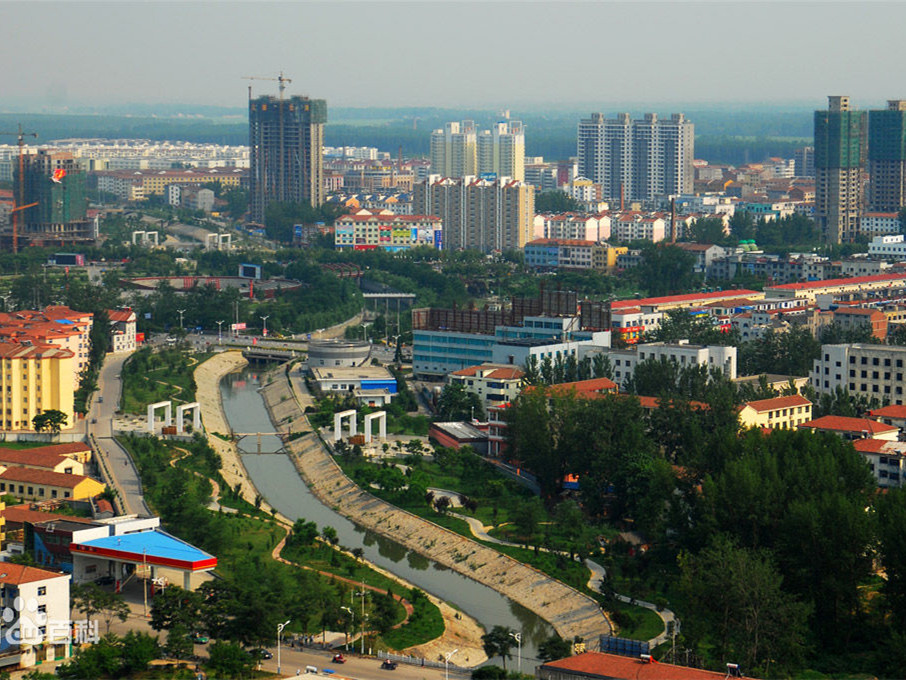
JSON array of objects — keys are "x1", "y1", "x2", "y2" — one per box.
[
  {"x1": 87, "y1": 351, "x2": 151, "y2": 516},
  {"x1": 255, "y1": 646, "x2": 468, "y2": 680}
]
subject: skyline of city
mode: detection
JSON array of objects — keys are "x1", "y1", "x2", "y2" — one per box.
[{"x1": 5, "y1": 2, "x2": 906, "y2": 109}]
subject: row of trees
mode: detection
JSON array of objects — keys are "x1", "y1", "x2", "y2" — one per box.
[{"x1": 503, "y1": 360, "x2": 906, "y2": 675}]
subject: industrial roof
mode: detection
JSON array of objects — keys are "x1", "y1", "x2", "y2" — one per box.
[{"x1": 71, "y1": 529, "x2": 217, "y2": 571}]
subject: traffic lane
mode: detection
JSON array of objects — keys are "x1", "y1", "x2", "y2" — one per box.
[{"x1": 255, "y1": 647, "x2": 458, "y2": 680}]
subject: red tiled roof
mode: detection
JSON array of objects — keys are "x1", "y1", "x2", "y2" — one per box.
[
  {"x1": 0, "y1": 448, "x2": 72, "y2": 470},
  {"x1": 541, "y1": 651, "x2": 746, "y2": 680},
  {"x1": 529, "y1": 377, "x2": 618, "y2": 399},
  {"x1": 870, "y1": 405, "x2": 906, "y2": 420},
  {"x1": 107, "y1": 308, "x2": 135, "y2": 323},
  {"x1": 0, "y1": 562, "x2": 68, "y2": 585},
  {"x1": 798, "y1": 415, "x2": 898, "y2": 435},
  {"x1": 636, "y1": 395, "x2": 709, "y2": 410},
  {"x1": 451, "y1": 364, "x2": 525, "y2": 380},
  {"x1": 743, "y1": 395, "x2": 812, "y2": 413},
  {"x1": 14, "y1": 443, "x2": 92, "y2": 458},
  {"x1": 767, "y1": 273, "x2": 906, "y2": 291},
  {"x1": 612, "y1": 290, "x2": 761, "y2": 310},
  {"x1": 0, "y1": 467, "x2": 99, "y2": 489},
  {"x1": 1, "y1": 503, "x2": 96, "y2": 527},
  {"x1": 833, "y1": 307, "x2": 881, "y2": 316},
  {"x1": 0, "y1": 342, "x2": 74, "y2": 360}
]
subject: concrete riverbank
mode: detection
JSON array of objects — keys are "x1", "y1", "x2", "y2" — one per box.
[{"x1": 260, "y1": 367, "x2": 612, "y2": 644}]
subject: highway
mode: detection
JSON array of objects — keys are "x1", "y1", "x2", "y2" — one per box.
[{"x1": 87, "y1": 352, "x2": 150, "y2": 516}]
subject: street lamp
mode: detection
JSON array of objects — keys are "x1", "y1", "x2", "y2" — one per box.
[
  {"x1": 340, "y1": 606, "x2": 354, "y2": 650},
  {"x1": 216, "y1": 320, "x2": 224, "y2": 345},
  {"x1": 444, "y1": 648, "x2": 458, "y2": 680},
  {"x1": 277, "y1": 619, "x2": 291, "y2": 675},
  {"x1": 260, "y1": 315, "x2": 270, "y2": 338},
  {"x1": 509, "y1": 632, "x2": 522, "y2": 675},
  {"x1": 176, "y1": 308, "x2": 186, "y2": 331}
]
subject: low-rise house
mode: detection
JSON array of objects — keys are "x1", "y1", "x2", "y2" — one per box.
[
  {"x1": 0, "y1": 468, "x2": 105, "y2": 502},
  {"x1": 0, "y1": 448, "x2": 85, "y2": 475},
  {"x1": 798, "y1": 415, "x2": 899, "y2": 441},
  {"x1": 538, "y1": 651, "x2": 756, "y2": 680},
  {"x1": 738, "y1": 394, "x2": 813, "y2": 430},
  {"x1": 309, "y1": 366, "x2": 398, "y2": 407},
  {"x1": 853, "y1": 439, "x2": 906, "y2": 488},
  {"x1": 869, "y1": 404, "x2": 906, "y2": 431},
  {"x1": 447, "y1": 364, "x2": 525, "y2": 410}
]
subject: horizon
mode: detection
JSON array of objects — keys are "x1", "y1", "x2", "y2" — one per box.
[{"x1": 4, "y1": 2, "x2": 906, "y2": 110}]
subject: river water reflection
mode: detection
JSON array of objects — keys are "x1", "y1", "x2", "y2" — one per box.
[{"x1": 220, "y1": 367, "x2": 554, "y2": 664}]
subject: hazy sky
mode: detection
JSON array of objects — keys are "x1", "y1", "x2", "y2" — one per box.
[{"x1": 4, "y1": 1, "x2": 906, "y2": 111}]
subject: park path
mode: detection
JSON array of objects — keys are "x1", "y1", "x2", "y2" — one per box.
[{"x1": 261, "y1": 368, "x2": 612, "y2": 644}]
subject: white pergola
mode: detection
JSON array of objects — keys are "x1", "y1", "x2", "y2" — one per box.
[
  {"x1": 333, "y1": 409, "x2": 357, "y2": 442},
  {"x1": 147, "y1": 401, "x2": 172, "y2": 433},
  {"x1": 363, "y1": 411, "x2": 387, "y2": 443},
  {"x1": 176, "y1": 402, "x2": 202, "y2": 434}
]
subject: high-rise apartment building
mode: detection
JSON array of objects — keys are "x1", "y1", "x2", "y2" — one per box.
[
  {"x1": 9, "y1": 150, "x2": 92, "y2": 249},
  {"x1": 248, "y1": 95, "x2": 327, "y2": 224},
  {"x1": 430, "y1": 121, "x2": 477, "y2": 178},
  {"x1": 577, "y1": 112, "x2": 693, "y2": 204},
  {"x1": 794, "y1": 146, "x2": 815, "y2": 177},
  {"x1": 430, "y1": 120, "x2": 526, "y2": 181},
  {"x1": 814, "y1": 96, "x2": 865, "y2": 243},
  {"x1": 477, "y1": 121, "x2": 525, "y2": 181},
  {"x1": 414, "y1": 175, "x2": 534, "y2": 252},
  {"x1": 868, "y1": 100, "x2": 906, "y2": 213}
]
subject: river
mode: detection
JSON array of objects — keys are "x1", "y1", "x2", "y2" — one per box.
[{"x1": 219, "y1": 367, "x2": 554, "y2": 665}]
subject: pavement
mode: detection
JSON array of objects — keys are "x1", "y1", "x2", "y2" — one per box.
[{"x1": 87, "y1": 351, "x2": 151, "y2": 516}]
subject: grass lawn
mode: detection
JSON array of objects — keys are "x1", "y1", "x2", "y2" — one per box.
[
  {"x1": 121, "y1": 347, "x2": 212, "y2": 414},
  {"x1": 607, "y1": 600, "x2": 666, "y2": 641}
]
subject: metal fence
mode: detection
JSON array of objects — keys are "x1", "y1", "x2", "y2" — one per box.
[{"x1": 377, "y1": 650, "x2": 470, "y2": 675}]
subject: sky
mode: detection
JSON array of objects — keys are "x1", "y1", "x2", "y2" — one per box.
[{"x1": 3, "y1": 1, "x2": 906, "y2": 112}]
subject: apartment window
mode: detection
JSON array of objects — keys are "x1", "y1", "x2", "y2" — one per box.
[{"x1": 874, "y1": 358, "x2": 880, "y2": 366}]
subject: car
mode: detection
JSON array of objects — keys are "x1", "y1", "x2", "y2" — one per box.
[
  {"x1": 95, "y1": 575, "x2": 114, "y2": 586},
  {"x1": 332, "y1": 654, "x2": 346, "y2": 664},
  {"x1": 97, "y1": 396, "x2": 103, "y2": 403},
  {"x1": 192, "y1": 633, "x2": 209, "y2": 644},
  {"x1": 251, "y1": 648, "x2": 273, "y2": 660},
  {"x1": 381, "y1": 660, "x2": 398, "y2": 670}
]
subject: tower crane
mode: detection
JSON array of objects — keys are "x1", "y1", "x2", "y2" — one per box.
[
  {"x1": 0, "y1": 124, "x2": 38, "y2": 254},
  {"x1": 241, "y1": 72, "x2": 292, "y2": 100}
]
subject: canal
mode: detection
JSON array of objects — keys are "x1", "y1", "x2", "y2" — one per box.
[{"x1": 219, "y1": 367, "x2": 554, "y2": 665}]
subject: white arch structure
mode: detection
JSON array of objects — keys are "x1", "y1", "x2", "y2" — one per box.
[
  {"x1": 333, "y1": 409, "x2": 357, "y2": 442},
  {"x1": 363, "y1": 411, "x2": 386, "y2": 443},
  {"x1": 147, "y1": 401, "x2": 172, "y2": 433},
  {"x1": 176, "y1": 402, "x2": 202, "y2": 434}
]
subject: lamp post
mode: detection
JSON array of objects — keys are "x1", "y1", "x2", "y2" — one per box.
[
  {"x1": 176, "y1": 308, "x2": 186, "y2": 331},
  {"x1": 277, "y1": 619, "x2": 291, "y2": 675},
  {"x1": 260, "y1": 314, "x2": 270, "y2": 338},
  {"x1": 509, "y1": 632, "x2": 522, "y2": 675},
  {"x1": 444, "y1": 649, "x2": 458, "y2": 680},
  {"x1": 216, "y1": 320, "x2": 224, "y2": 345},
  {"x1": 340, "y1": 606, "x2": 354, "y2": 650}
]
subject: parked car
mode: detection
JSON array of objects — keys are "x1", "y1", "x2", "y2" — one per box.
[
  {"x1": 332, "y1": 654, "x2": 346, "y2": 664},
  {"x1": 95, "y1": 575, "x2": 114, "y2": 586},
  {"x1": 252, "y1": 648, "x2": 273, "y2": 660},
  {"x1": 381, "y1": 660, "x2": 398, "y2": 670},
  {"x1": 192, "y1": 633, "x2": 209, "y2": 644}
]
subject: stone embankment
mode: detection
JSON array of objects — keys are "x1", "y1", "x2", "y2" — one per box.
[
  {"x1": 260, "y1": 368, "x2": 611, "y2": 644},
  {"x1": 194, "y1": 351, "x2": 274, "y2": 512}
]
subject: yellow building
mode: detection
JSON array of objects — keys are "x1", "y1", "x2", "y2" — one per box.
[
  {"x1": 95, "y1": 167, "x2": 245, "y2": 198},
  {"x1": 0, "y1": 468, "x2": 105, "y2": 501},
  {"x1": 593, "y1": 244, "x2": 627, "y2": 272},
  {"x1": 739, "y1": 394, "x2": 813, "y2": 430},
  {"x1": 0, "y1": 343, "x2": 75, "y2": 432}
]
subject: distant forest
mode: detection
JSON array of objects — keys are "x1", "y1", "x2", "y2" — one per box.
[{"x1": 0, "y1": 105, "x2": 813, "y2": 166}]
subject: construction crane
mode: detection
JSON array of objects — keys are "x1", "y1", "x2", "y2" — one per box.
[
  {"x1": 241, "y1": 71, "x2": 292, "y2": 100},
  {"x1": 0, "y1": 124, "x2": 38, "y2": 254}
]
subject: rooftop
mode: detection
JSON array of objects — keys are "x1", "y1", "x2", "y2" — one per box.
[
  {"x1": 310, "y1": 366, "x2": 395, "y2": 381},
  {"x1": 743, "y1": 395, "x2": 812, "y2": 413},
  {"x1": 541, "y1": 651, "x2": 750, "y2": 680},
  {"x1": 611, "y1": 289, "x2": 761, "y2": 311},
  {"x1": 0, "y1": 467, "x2": 99, "y2": 489},
  {"x1": 870, "y1": 405, "x2": 906, "y2": 420},
  {"x1": 0, "y1": 563, "x2": 69, "y2": 586},
  {"x1": 798, "y1": 415, "x2": 898, "y2": 435},
  {"x1": 71, "y1": 528, "x2": 217, "y2": 571},
  {"x1": 451, "y1": 364, "x2": 525, "y2": 380},
  {"x1": 767, "y1": 272, "x2": 906, "y2": 291},
  {"x1": 429, "y1": 421, "x2": 487, "y2": 441}
]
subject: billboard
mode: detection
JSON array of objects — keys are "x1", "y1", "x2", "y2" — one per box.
[
  {"x1": 239, "y1": 263, "x2": 262, "y2": 280},
  {"x1": 231, "y1": 322, "x2": 247, "y2": 331},
  {"x1": 479, "y1": 172, "x2": 498, "y2": 182}
]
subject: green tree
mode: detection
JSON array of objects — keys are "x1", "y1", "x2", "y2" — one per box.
[
  {"x1": 57, "y1": 634, "x2": 123, "y2": 680},
  {"x1": 207, "y1": 640, "x2": 254, "y2": 679},
  {"x1": 481, "y1": 625, "x2": 516, "y2": 670},
  {"x1": 685, "y1": 217, "x2": 728, "y2": 245},
  {"x1": 680, "y1": 535, "x2": 811, "y2": 676},
  {"x1": 164, "y1": 623, "x2": 193, "y2": 661},
  {"x1": 632, "y1": 243, "x2": 699, "y2": 296},
  {"x1": 535, "y1": 191, "x2": 584, "y2": 213},
  {"x1": 537, "y1": 634, "x2": 573, "y2": 662},
  {"x1": 149, "y1": 586, "x2": 203, "y2": 634},
  {"x1": 32, "y1": 409, "x2": 68, "y2": 434},
  {"x1": 121, "y1": 631, "x2": 161, "y2": 674},
  {"x1": 436, "y1": 382, "x2": 484, "y2": 421},
  {"x1": 875, "y1": 487, "x2": 906, "y2": 625}
]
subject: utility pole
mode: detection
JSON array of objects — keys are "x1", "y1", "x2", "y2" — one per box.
[
  {"x1": 176, "y1": 309, "x2": 186, "y2": 331},
  {"x1": 509, "y1": 632, "x2": 522, "y2": 675},
  {"x1": 216, "y1": 320, "x2": 224, "y2": 345}
]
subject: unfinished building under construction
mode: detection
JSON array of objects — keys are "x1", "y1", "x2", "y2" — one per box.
[{"x1": 3, "y1": 150, "x2": 94, "y2": 249}]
